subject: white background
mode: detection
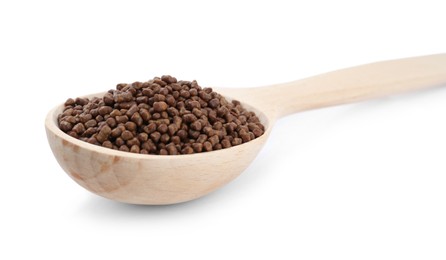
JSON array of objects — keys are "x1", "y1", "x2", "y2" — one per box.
[{"x1": 1, "y1": 0, "x2": 445, "y2": 259}]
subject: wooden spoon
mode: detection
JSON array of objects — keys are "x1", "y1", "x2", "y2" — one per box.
[{"x1": 45, "y1": 54, "x2": 446, "y2": 205}]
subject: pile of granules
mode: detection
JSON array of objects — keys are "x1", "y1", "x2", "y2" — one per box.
[{"x1": 58, "y1": 75, "x2": 265, "y2": 155}]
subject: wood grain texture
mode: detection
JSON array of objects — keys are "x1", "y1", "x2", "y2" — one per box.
[
  {"x1": 45, "y1": 54, "x2": 446, "y2": 204},
  {"x1": 221, "y1": 54, "x2": 446, "y2": 119}
]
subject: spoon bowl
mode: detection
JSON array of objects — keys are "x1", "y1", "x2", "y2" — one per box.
[
  {"x1": 46, "y1": 54, "x2": 446, "y2": 204},
  {"x1": 46, "y1": 93, "x2": 272, "y2": 204}
]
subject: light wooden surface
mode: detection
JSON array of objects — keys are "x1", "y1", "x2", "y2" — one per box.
[
  {"x1": 221, "y1": 54, "x2": 446, "y2": 119},
  {"x1": 45, "y1": 54, "x2": 446, "y2": 205}
]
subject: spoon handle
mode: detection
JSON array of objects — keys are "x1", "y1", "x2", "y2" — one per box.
[{"x1": 245, "y1": 54, "x2": 446, "y2": 118}]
